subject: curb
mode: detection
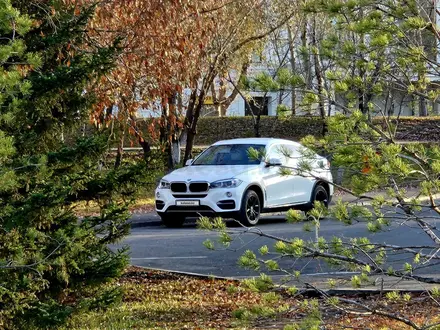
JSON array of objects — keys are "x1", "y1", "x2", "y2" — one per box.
[
  {"x1": 129, "y1": 219, "x2": 162, "y2": 228},
  {"x1": 331, "y1": 192, "x2": 440, "y2": 205},
  {"x1": 128, "y1": 214, "x2": 285, "y2": 229},
  {"x1": 298, "y1": 288, "x2": 429, "y2": 296},
  {"x1": 132, "y1": 265, "x2": 431, "y2": 295},
  {"x1": 134, "y1": 265, "x2": 240, "y2": 281}
]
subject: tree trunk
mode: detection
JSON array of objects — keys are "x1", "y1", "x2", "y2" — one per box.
[
  {"x1": 218, "y1": 72, "x2": 227, "y2": 116},
  {"x1": 301, "y1": 19, "x2": 312, "y2": 90},
  {"x1": 183, "y1": 89, "x2": 206, "y2": 164},
  {"x1": 287, "y1": 24, "x2": 296, "y2": 115},
  {"x1": 157, "y1": 95, "x2": 183, "y2": 169},
  {"x1": 183, "y1": 89, "x2": 198, "y2": 164},
  {"x1": 171, "y1": 138, "x2": 181, "y2": 166},
  {"x1": 312, "y1": 17, "x2": 326, "y2": 135},
  {"x1": 159, "y1": 98, "x2": 168, "y2": 144},
  {"x1": 114, "y1": 128, "x2": 125, "y2": 169},
  {"x1": 278, "y1": 90, "x2": 283, "y2": 106},
  {"x1": 184, "y1": 130, "x2": 195, "y2": 163},
  {"x1": 218, "y1": 62, "x2": 249, "y2": 117},
  {"x1": 358, "y1": 8, "x2": 368, "y2": 116},
  {"x1": 139, "y1": 136, "x2": 151, "y2": 155},
  {"x1": 184, "y1": 89, "x2": 197, "y2": 133},
  {"x1": 254, "y1": 113, "x2": 261, "y2": 137},
  {"x1": 167, "y1": 94, "x2": 181, "y2": 169},
  {"x1": 183, "y1": 69, "x2": 218, "y2": 164},
  {"x1": 419, "y1": 96, "x2": 428, "y2": 116}
]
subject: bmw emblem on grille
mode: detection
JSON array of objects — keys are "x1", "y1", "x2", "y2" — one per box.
[{"x1": 187, "y1": 179, "x2": 191, "y2": 182}]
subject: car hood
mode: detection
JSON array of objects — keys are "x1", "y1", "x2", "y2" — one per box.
[{"x1": 162, "y1": 165, "x2": 260, "y2": 183}]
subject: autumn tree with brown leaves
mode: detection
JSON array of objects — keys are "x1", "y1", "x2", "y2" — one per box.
[
  {"x1": 66, "y1": 0, "x2": 298, "y2": 167},
  {"x1": 63, "y1": 0, "x2": 219, "y2": 167}
]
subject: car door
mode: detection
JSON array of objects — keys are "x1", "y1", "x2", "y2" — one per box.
[
  {"x1": 283, "y1": 144, "x2": 315, "y2": 203},
  {"x1": 261, "y1": 144, "x2": 293, "y2": 207}
]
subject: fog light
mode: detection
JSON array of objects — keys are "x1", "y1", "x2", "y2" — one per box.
[
  {"x1": 226, "y1": 191, "x2": 232, "y2": 197},
  {"x1": 156, "y1": 191, "x2": 161, "y2": 198}
]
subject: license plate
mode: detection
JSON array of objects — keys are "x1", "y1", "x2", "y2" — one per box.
[{"x1": 176, "y1": 200, "x2": 200, "y2": 206}]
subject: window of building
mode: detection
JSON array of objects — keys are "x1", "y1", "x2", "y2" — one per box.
[{"x1": 245, "y1": 97, "x2": 270, "y2": 116}]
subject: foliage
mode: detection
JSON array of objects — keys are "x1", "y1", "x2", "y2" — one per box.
[
  {"x1": 195, "y1": 6, "x2": 440, "y2": 329},
  {"x1": 200, "y1": 111, "x2": 440, "y2": 328},
  {"x1": 68, "y1": 0, "x2": 215, "y2": 119},
  {"x1": 0, "y1": 1, "x2": 148, "y2": 327},
  {"x1": 308, "y1": 0, "x2": 440, "y2": 116},
  {"x1": 238, "y1": 0, "x2": 440, "y2": 120},
  {"x1": 58, "y1": 0, "x2": 295, "y2": 167}
]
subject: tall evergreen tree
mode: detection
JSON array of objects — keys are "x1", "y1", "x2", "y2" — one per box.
[{"x1": 0, "y1": 1, "x2": 146, "y2": 327}]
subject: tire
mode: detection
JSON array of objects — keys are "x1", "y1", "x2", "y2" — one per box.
[
  {"x1": 160, "y1": 214, "x2": 186, "y2": 228},
  {"x1": 305, "y1": 184, "x2": 329, "y2": 214},
  {"x1": 238, "y1": 190, "x2": 261, "y2": 226}
]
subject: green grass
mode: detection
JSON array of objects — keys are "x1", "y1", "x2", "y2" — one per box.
[
  {"x1": 63, "y1": 268, "x2": 269, "y2": 329},
  {"x1": 62, "y1": 267, "x2": 440, "y2": 330},
  {"x1": 73, "y1": 187, "x2": 156, "y2": 216}
]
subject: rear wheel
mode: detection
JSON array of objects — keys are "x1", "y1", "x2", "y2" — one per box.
[
  {"x1": 238, "y1": 190, "x2": 261, "y2": 226},
  {"x1": 160, "y1": 214, "x2": 186, "y2": 228},
  {"x1": 304, "y1": 184, "x2": 329, "y2": 214}
]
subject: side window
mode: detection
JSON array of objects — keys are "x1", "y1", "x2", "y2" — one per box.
[
  {"x1": 273, "y1": 144, "x2": 301, "y2": 168},
  {"x1": 284, "y1": 145, "x2": 299, "y2": 167},
  {"x1": 266, "y1": 144, "x2": 288, "y2": 165}
]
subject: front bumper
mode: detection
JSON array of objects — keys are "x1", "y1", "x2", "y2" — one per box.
[{"x1": 155, "y1": 185, "x2": 246, "y2": 216}]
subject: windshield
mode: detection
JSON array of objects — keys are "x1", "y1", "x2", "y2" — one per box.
[{"x1": 192, "y1": 144, "x2": 265, "y2": 166}]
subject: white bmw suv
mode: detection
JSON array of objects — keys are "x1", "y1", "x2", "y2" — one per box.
[{"x1": 155, "y1": 138, "x2": 333, "y2": 227}]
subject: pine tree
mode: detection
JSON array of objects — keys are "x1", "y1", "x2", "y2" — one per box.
[{"x1": 0, "y1": 1, "x2": 146, "y2": 327}]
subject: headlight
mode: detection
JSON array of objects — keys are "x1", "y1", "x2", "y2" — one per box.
[
  {"x1": 158, "y1": 179, "x2": 170, "y2": 189},
  {"x1": 210, "y1": 178, "x2": 242, "y2": 189}
]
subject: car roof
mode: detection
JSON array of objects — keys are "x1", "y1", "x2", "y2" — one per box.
[{"x1": 213, "y1": 138, "x2": 301, "y2": 148}]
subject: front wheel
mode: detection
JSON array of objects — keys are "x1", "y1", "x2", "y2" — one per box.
[
  {"x1": 238, "y1": 190, "x2": 261, "y2": 226},
  {"x1": 304, "y1": 184, "x2": 329, "y2": 214},
  {"x1": 160, "y1": 214, "x2": 186, "y2": 228}
]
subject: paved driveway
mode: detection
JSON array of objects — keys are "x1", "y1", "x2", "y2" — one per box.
[{"x1": 116, "y1": 214, "x2": 440, "y2": 289}]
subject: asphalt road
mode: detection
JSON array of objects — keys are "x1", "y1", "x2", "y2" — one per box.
[{"x1": 115, "y1": 213, "x2": 440, "y2": 286}]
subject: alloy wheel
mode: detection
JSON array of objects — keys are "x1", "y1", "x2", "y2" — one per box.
[
  {"x1": 315, "y1": 189, "x2": 328, "y2": 207},
  {"x1": 246, "y1": 194, "x2": 260, "y2": 223}
]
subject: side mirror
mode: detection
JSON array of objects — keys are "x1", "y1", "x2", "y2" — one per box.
[
  {"x1": 266, "y1": 157, "x2": 282, "y2": 167},
  {"x1": 185, "y1": 159, "x2": 193, "y2": 166}
]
